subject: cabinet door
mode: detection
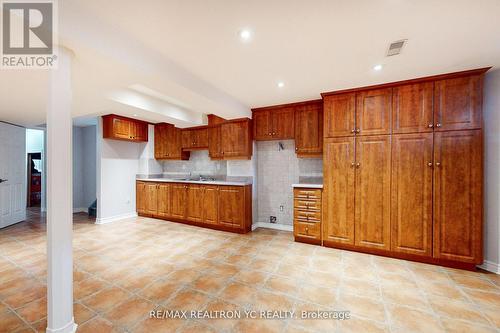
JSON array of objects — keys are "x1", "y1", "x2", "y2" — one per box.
[
  {"x1": 218, "y1": 186, "x2": 244, "y2": 227},
  {"x1": 220, "y1": 121, "x2": 251, "y2": 158},
  {"x1": 355, "y1": 135, "x2": 391, "y2": 250},
  {"x1": 253, "y1": 111, "x2": 271, "y2": 140},
  {"x1": 112, "y1": 117, "x2": 131, "y2": 139},
  {"x1": 208, "y1": 125, "x2": 221, "y2": 159},
  {"x1": 194, "y1": 128, "x2": 209, "y2": 148},
  {"x1": 181, "y1": 130, "x2": 192, "y2": 148},
  {"x1": 295, "y1": 104, "x2": 323, "y2": 155},
  {"x1": 154, "y1": 125, "x2": 166, "y2": 159},
  {"x1": 145, "y1": 183, "x2": 158, "y2": 215},
  {"x1": 434, "y1": 75, "x2": 482, "y2": 131},
  {"x1": 133, "y1": 122, "x2": 148, "y2": 142},
  {"x1": 391, "y1": 133, "x2": 433, "y2": 257},
  {"x1": 323, "y1": 93, "x2": 356, "y2": 138},
  {"x1": 202, "y1": 186, "x2": 219, "y2": 224},
  {"x1": 186, "y1": 185, "x2": 203, "y2": 222},
  {"x1": 272, "y1": 107, "x2": 294, "y2": 139},
  {"x1": 157, "y1": 184, "x2": 170, "y2": 218},
  {"x1": 136, "y1": 182, "x2": 147, "y2": 214},
  {"x1": 434, "y1": 130, "x2": 482, "y2": 263},
  {"x1": 392, "y1": 82, "x2": 434, "y2": 134},
  {"x1": 170, "y1": 184, "x2": 187, "y2": 219},
  {"x1": 356, "y1": 88, "x2": 392, "y2": 136},
  {"x1": 323, "y1": 137, "x2": 355, "y2": 244}
]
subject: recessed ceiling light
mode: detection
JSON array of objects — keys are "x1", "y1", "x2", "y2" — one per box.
[
  {"x1": 133, "y1": 114, "x2": 138, "y2": 117},
  {"x1": 373, "y1": 64, "x2": 383, "y2": 71},
  {"x1": 277, "y1": 81, "x2": 285, "y2": 88},
  {"x1": 238, "y1": 29, "x2": 252, "y2": 41}
]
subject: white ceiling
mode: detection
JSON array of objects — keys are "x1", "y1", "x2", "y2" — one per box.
[{"x1": 1, "y1": 0, "x2": 500, "y2": 127}]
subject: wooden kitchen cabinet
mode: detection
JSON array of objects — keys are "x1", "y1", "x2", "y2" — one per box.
[
  {"x1": 181, "y1": 127, "x2": 209, "y2": 150},
  {"x1": 323, "y1": 137, "x2": 355, "y2": 245},
  {"x1": 155, "y1": 123, "x2": 189, "y2": 160},
  {"x1": 294, "y1": 101, "x2": 323, "y2": 157},
  {"x1": 202, "y1": 186, "x2": 219, "y2": 224},
  {"x1": 208, "y1": 125, "x2": 222, "y2": 159},
  {"x1": 433, "y1": 130, "x2": 482, "y2": 264},
  {"x1": 157, "y1": 183, "x2": 171, "y2": 218},
  {"x1": 323, "y1": 93, "x2": 356, "y2": 138},
  {"x1": 355, "y1": 88, "x2": 392, "y2": 136},
  {"x1": 186, "y1": 185, "x2": 204, "y2": 222},
  {"x1": 144, "y1": 183, "x2": 158, "y2": 215},
  {"x1": 218, "y1": 186, "x2": 245, "y2": 228},
  {"x1": 434, "y1": 75, "x2": 482, "y2": 131},
  {"x1": 102, "y1": 114, "x2": 149, "y2": 142},
  {"x1": 220, "y1": 118, "x2": 253, "y2": 159},
  {"x1": 354, "y1": 135, "x2": 391, "y2": 250},
  {"x1": 252, "y1": 107, "x2": 294, "y2": 140},
  {"x1": 392, "y1": 82, "x2": 434, "y2": 134},
  {"x1": 170, "y1": 183, "x2": 187, "y2": 219},
  {"x1": 391, "y1": 133, "x2": 433, "y2": 257},
  {"x1": 293, "y1": 188, "x2": 322, "y2": 245},
  {"x1": 136, "y1": 182, "x2": 147, "y2": 215}
]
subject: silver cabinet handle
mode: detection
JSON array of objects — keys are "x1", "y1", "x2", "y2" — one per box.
[{"x1": 0, "y1": 179, "x2": 7, "y2": 184}]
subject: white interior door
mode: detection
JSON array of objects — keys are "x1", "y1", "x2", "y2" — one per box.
[{"x1": 0, "y1": 122, "x2": 26, "y2": 228}]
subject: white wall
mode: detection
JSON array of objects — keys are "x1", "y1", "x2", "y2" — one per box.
[
  {"x1": 82, "y1": 126, "x2": 97, "y2": 208},
  {"x1": 73, "y1": 127, "x2": 84, "y2": 210},
  {"x1": 96, "y1": 119, "x2": 146, "y2": 222},
  {"x1": 139, "y1": 125, "x2": 163, "y2": 175},
  {"x1": 26, "y1": 129, "x2": 44, "y2": 153},
  {"x1": 484, "y1": 69, "x2": 500, "y2": 273}
]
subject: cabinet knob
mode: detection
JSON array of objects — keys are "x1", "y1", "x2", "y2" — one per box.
[
  {"x1": 427, "y1": 162, "x2": 433, "y2": 167},
  {"x1": 435, "y1": 162, "x2": 441, "y2": 167},
  {"x1": 351, "y1": 162, "x2": 355, "y2": 168},
  {"x1": 428, "y1": 124, "x2": 434, "y2": 128},
  {"x1": 305, "y1": 227, "x2": 309, "y2": 232},
  {"x1": 436, "y1": 123, "x2": 442, "y2": 128},
  {"x1": 351, "y1": 129, "x2": 356, "y2": 133},
  {"x1": 272, "y1": 132, "x2": 276, "y2": 135},
  {"x1": 356, "y1": 162, "x2": 360, "y2": 168},
  {"x1": 268, "y1": 133, "x2": 272, "y2": 136},
  {"x1": 295, "y1": 147, "x2": 298, "y2": 151},
  {"x1": 355, "y1": 129, "x2": 360, "y2": 133}
]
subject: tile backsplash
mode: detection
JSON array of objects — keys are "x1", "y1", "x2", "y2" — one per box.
[
  {"x1": 161, "y1": 151, "x2": 227, "y2": 176},
  {"x1": 256, "y1": 140, "x2": 322, "y2": 226}
]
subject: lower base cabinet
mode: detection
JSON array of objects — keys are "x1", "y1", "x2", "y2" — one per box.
[{"x1": 136, "y1": 181, "x2": 252, "y2": 233}]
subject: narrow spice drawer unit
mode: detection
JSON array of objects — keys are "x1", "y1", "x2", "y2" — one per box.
[{"x1": 293, "y1": 187, "x2": 322, "y2": 244}]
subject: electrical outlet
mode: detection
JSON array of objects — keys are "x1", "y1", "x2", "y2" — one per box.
[
  {"x1": 279, "y1": 205, "x2": 284, "y2": 212},
  {"x1": 270, "y1": 216, "x2": 277, "y2": 223}
]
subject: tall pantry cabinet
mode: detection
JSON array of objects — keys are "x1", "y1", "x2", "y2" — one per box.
[{"x1": 322, "y1": 68, "x2": 487, "y2": 268}]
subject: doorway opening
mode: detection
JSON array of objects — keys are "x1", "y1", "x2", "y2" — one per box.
[{"x1": 26, "y1": 128, "x2": 45, "y2": 218}]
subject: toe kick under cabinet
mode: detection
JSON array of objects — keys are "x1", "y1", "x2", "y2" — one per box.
[{"x1": 136, "y1": 181, "x2": 252, "y2": 233}]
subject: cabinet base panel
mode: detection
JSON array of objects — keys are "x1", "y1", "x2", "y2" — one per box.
[
  {"x1": 138, "y1": 213, "x2": 251, "y2": 234},
  {"x1": 321, "y1": 240, "x2": 478, "y2": 271},
  {"x1": 294, "y1": 236, "x2": 321, "y2": 245}
]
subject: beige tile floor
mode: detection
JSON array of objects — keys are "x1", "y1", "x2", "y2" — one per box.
[{"x1": 1, "y1": 208, "x2": 500, "y2": 333}]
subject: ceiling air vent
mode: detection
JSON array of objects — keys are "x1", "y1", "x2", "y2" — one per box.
[{"x1": 387, "y1": 39, "x2": 407, "y2": 56}]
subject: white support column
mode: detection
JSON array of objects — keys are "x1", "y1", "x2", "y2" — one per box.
[{"x1": 46, "y1": 47, "x2": 77, "y2": 333}]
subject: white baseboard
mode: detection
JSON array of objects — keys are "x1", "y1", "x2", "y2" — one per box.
[
  {"x1": 46, "y1": 318, "x2": 77, "y2": 333},
  {"x1": 252, "y1": 222, "x2": 293, "y2": 232},
  {"x1": 95, "y1": 212, "x2": 137, "y2": 225},
  {"x1": 479, "y1": 260, "x2": 500, "y2": 274},
  {"x1": 73, "y1": 207, "x2": 87, "y2": 213}
]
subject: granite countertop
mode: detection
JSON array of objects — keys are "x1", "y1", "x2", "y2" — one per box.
[
  {"x1": 292, "y1": 176, "x2": 323, "y2": 189},
  {"x1": 136, "y1": 174, "x2": 253, "y2": 186}
]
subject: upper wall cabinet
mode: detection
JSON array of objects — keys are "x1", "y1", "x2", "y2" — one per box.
[
  {"x1": 434, "y1": 75, "x2": 482, "y2": 131},
  {"x1": 324, "y1": 93, "x2": 356, "y2": 138},
  {"x1": 102, "y1": 114, "x2": 148, "y2": 142},
  {"x1": 181, "y1": 127, "x2": 209, "y2": 150},
  {"x1": 295, "y1": 101, "x2": 323, "y2": 157},
  {"x1": 155, "y1": 123, "x2": 189, "y2": 160},
  {"x1": 220, "y1": 118, "x2": 253, "y2": 159},
  {"x1": 252, "y1": 106, "x2": 294, "y2": 140},
  {"x1": 392, "y1": 82, "x2": 434, "y2": 134}
]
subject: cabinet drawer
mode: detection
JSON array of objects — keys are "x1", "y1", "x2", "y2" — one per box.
[
  {"x1": 294, "y1": 188, "x2": 322, "y2": 200},
  {"x1": 294, "y1": 209, "x2": 321, "y2": 222},
  {"x1": 294, "y1": 221, "x2": 321, "y2": 239},
  {"x1": 294, "y1": 198, "x2": 321, "y2": 211}
]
